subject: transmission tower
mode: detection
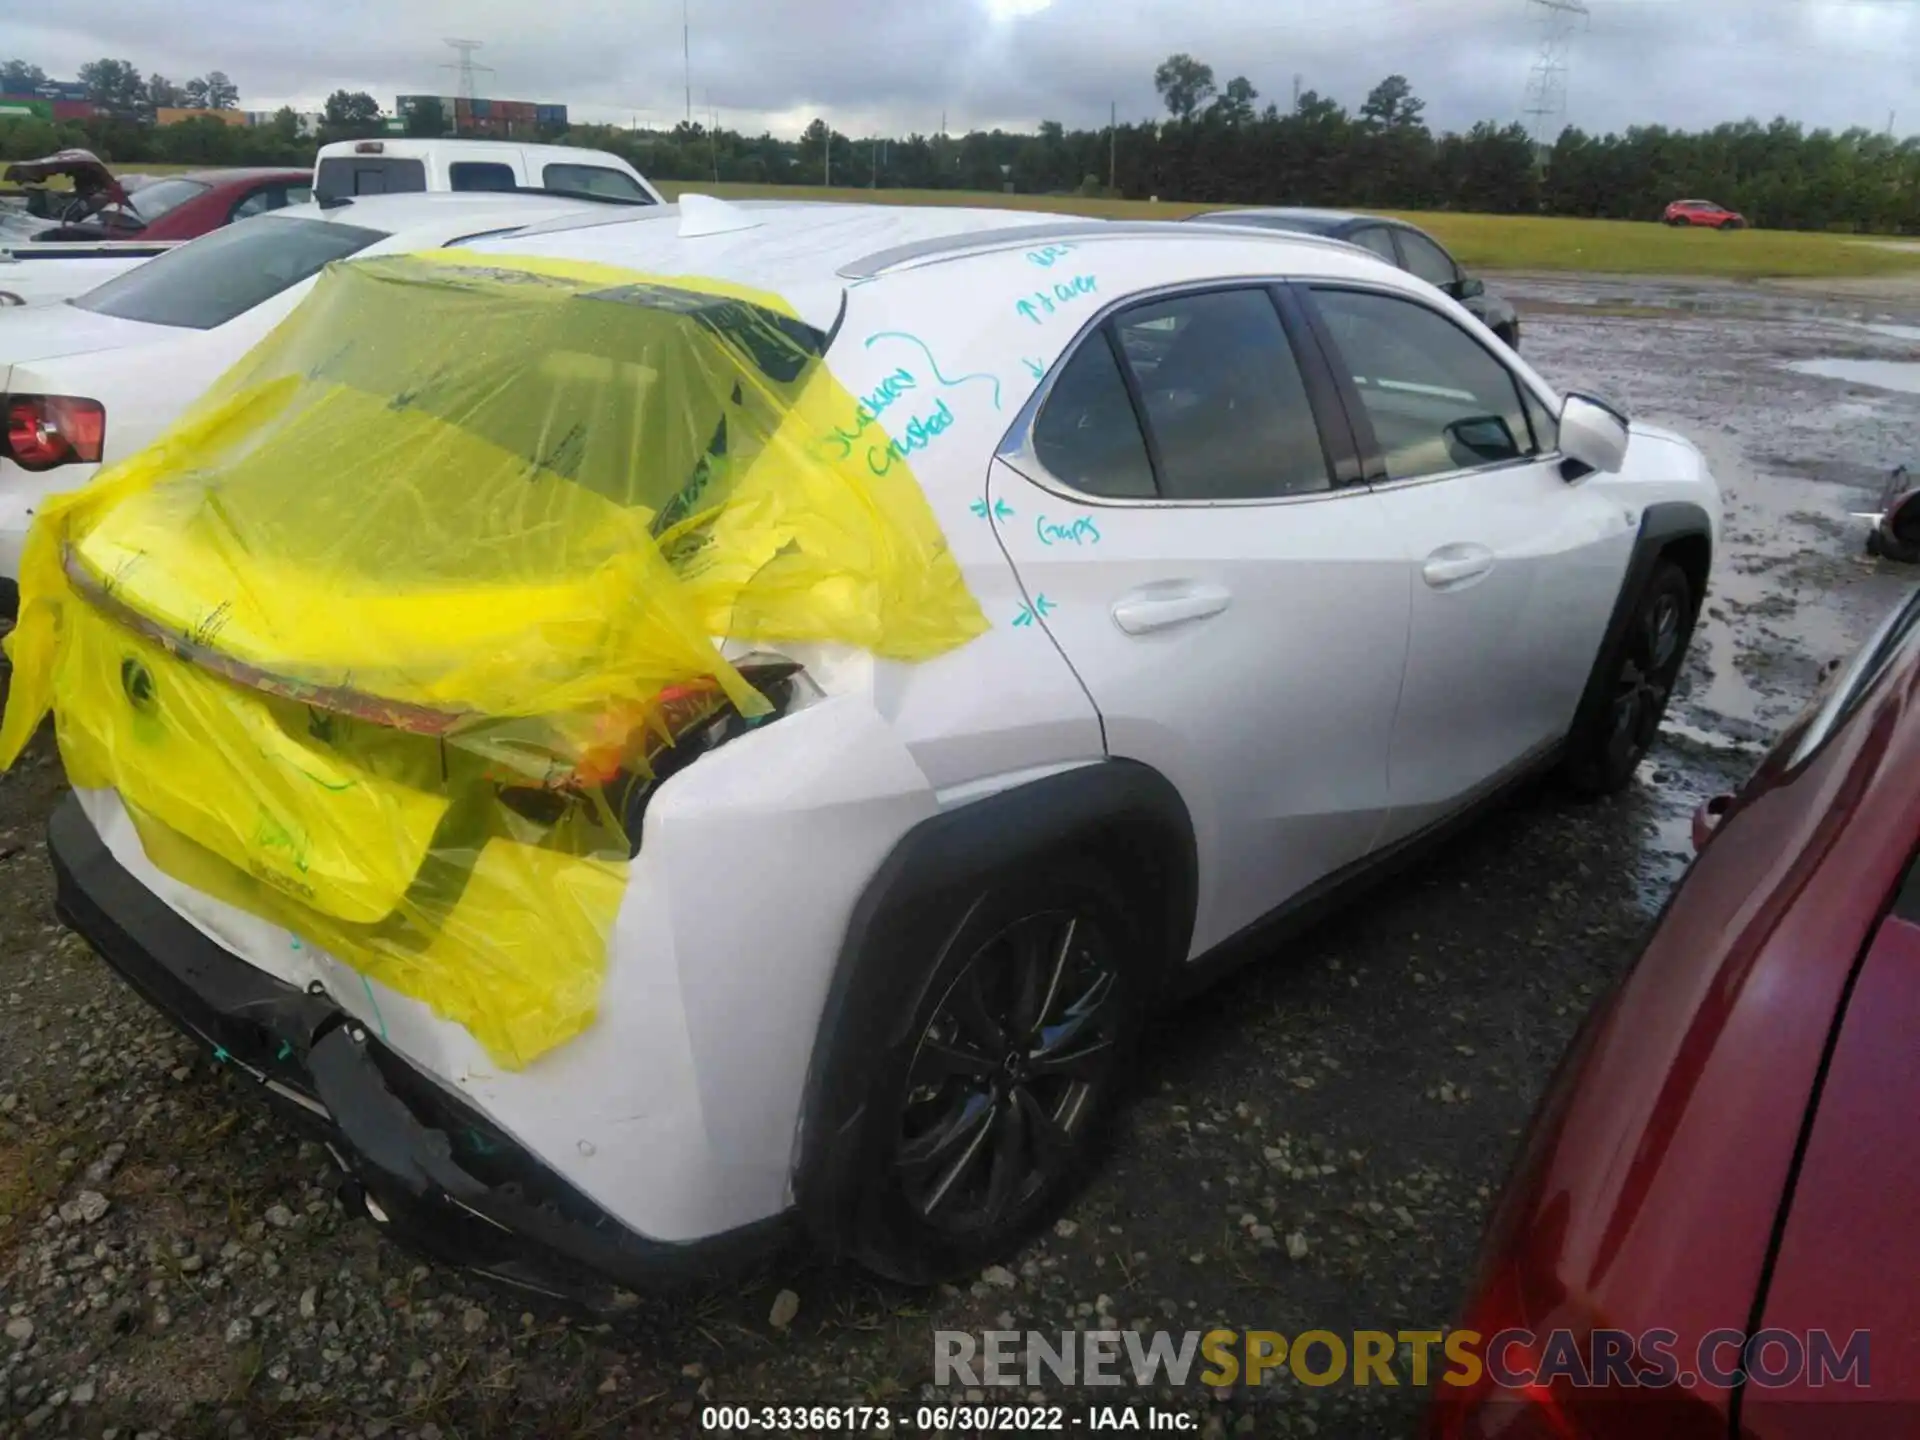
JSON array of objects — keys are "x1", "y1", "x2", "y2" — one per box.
[
  {"x1": 441, "y1": 38, "x2": 495, "y2": 101},
  {"x1": 1520, "y1": 0, "x2": 1588, "y2": 152}
]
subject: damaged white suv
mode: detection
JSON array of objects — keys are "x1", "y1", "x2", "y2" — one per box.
[{"x1": 16, "y1": 197, "x2": 1718, "y2": 1304}]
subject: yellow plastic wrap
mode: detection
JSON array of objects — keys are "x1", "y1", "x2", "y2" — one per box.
[{"x1": 1, "y1": 251, "x2": 987, "y2": 1066}]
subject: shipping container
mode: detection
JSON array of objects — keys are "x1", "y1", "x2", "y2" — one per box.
[{"x1": 0, "y1": 95, "x2": 54, "y2": 120}]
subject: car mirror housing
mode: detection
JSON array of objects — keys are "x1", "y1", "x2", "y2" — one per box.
[
  {"x1": 1559, "y1": 392, "x2": 1631, "y2": 477},
  {"x1": 1455, "y1": 276, "x2": 1486, "y2": 300}
]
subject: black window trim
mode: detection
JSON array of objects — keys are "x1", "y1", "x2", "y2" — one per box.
[
  {"x1": 995, "y1": 276, "x2": 1370, "y2": 510},
  {"x1": 1298, "y1": 279, "x2": 1564, "y2": 493}
]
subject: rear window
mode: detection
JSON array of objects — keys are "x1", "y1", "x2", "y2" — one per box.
[
  {"x1": 542, "y1": 162, "x2": 651, "y2": 202},
  {"x1": 72, "y1": 215, "x2": 384, "y2": 330},
  {"x1": 315, "y1": 157, "x2": 427, "y2": 200},
  {"x1": 122, "y1": 177, "x2": 211, "y2": 224}
]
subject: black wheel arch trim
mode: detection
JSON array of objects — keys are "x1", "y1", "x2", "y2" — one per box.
[
  {"x1": 793, "y1": 758, "x2": 1196, "y2": 1254},
  {"x1": 1568, "y1": 500, "x2": 1714, "y2": 744}
]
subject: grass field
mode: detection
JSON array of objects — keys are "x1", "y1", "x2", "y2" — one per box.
[
  {"x1": 34, "y1": 166, "x2": 1920, "y2": 280},
  {"x1": 652, "y1": 180, "x2": 1920, "y2": 281}
]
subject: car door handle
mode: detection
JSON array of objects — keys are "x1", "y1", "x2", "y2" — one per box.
[
  {"x1": 1421, "y1": 544, "x2": 1496, "y2": 590},
  {"x1": 1111, "y1": 582, "x2": 1233, "y2": 636}
]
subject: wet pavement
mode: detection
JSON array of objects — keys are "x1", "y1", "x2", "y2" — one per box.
[{"x1": 0, "y1": 273, "x2": 1916, "y2": 1439}]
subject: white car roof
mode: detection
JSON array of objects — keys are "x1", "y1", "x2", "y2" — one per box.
[
  {"x1": 260, "y1": 191, "x2": 628, "y2": 244},
  {"x1": 464, "y1": 198, "x2": 1403, "y2": 330}
]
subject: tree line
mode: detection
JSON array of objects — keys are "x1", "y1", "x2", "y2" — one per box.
[{"x1": 3, "y1": 50, "x2": 1916, "y2": 233}]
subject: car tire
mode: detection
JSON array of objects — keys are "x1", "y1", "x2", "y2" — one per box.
[
  {"x1": 1496, "y1": 321, "x2": 1521, "y2": 350},
  {"x1": 837, "y1": 861, "x2": 1146, "y2": 1284},
  {"x1": 1564, "y1": 558, "x2": 1698, "y2": 797}
]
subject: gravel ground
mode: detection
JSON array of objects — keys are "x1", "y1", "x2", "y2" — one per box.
[{"x1": 1, "y1": 274, "x2": 1916, "y2": 1440}]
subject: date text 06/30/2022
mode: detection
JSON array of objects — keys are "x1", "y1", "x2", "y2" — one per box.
[{"x1": 700, "y1": 1403, "x2": 1199, "y2": 1432}]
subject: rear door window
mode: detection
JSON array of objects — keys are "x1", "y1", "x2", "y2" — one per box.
[
  {"x1": 72, "y1": 215, "x2": 385, "y2": 330},
  {"x1": 1033, "y1": 288, "x2": 1335, "y2": 502},
  {"x1": 315, "y1": 157, "x2": 427, "y2": 200},
  {"x1": 1113, "y1": 289, "x2": 1333, "y2": 500}
]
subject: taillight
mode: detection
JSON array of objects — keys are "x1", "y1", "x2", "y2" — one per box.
[{"x1": 4, "y1": 394, "x2": 106, "y2": 471}]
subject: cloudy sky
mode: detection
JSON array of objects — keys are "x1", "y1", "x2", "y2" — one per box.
[{"x1": 7, "y1": 0, "x2": 1915, "y2": 139}]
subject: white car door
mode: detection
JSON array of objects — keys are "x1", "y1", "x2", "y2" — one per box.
[
  {"x1": 1301, "y1": 283, "x2": 1636, "y2": 838},
  {"x1": 992, "y1": 284, "x2": 1411, "y2": 957}
]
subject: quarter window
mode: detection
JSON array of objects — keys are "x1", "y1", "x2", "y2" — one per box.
[
  {"x1": 1031, "y1": 333, "x2": 1157, "y2": 499},
  {"x1": 1312, "y1": 288, "x2": 1536, "y2": 481}
]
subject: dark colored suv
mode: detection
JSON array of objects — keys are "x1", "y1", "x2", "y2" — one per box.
[{"x1": 1187, "y1": 208, "x2": 1521, "y2": 350}]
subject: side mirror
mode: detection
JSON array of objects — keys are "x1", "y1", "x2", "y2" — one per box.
[
  {"x1": 1559, "y1": 392, "x2": 1630, "y2": 476},
  {"x1": 1454, "y1": 275, "x2": 1486, "y2": 300}
]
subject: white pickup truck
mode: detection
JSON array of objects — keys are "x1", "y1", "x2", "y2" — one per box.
[
  {"x1": 1, "y1": 139, "x2": 664, "y2": 308},
  {"x1": 312, "y1": 138, "x2": 663, "y2": 205}
]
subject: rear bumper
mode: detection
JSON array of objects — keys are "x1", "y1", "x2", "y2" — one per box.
[{"x1": 48, "y1": 794, "x2": 790, "y2": 1309}]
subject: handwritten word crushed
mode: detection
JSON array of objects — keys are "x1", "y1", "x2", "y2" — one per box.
[
  {"x1": 1012, "y1": 594, "x2": 1058, "y2": 628},
  {"x1": 1037, "y1": 515, "x2": 1102, "y2": 547},
  {"x1": 1017, "y1": 275, "x2": 1098, "y2": 326}
]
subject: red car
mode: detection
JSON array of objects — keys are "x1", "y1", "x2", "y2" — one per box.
[
  {"x1": 2, "y1": 150, "x2": 311, "y2": 243},
  {"x1": 1425, "y1": 582, "x2": 1920, "y2": 1440},
  {"x1": 1663, "y1": 198, "x2": 1747, "y2": 230}
]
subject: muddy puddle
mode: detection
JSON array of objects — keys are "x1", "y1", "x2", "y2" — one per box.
[
  {"x1": 1505, "y1": 273, "x2": 1920, "y2": 901},
  {"x1": 1788, "y1": 357, "x2": 1920, "y2": 395}
]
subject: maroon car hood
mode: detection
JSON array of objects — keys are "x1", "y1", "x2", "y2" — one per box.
[{"x1": 1742, "y1": 901, "x2": 1920, "y2": 1438}]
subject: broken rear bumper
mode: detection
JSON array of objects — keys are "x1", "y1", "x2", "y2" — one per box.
[{"x1": 48, "y1": 793, "x2": 790, "y2": 1310}]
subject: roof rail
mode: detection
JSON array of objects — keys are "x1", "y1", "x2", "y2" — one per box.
[{"x1": 837, "y1": 217, "x2": 1366, "y2": 280}]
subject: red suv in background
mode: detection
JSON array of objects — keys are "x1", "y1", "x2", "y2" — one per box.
[
  {"x1": 1425, "y1": 583, "x2": 1920, "y2": 1440},
  {"x1": 1664, "y1": 198, "x2": 1748, "y2": 229}
]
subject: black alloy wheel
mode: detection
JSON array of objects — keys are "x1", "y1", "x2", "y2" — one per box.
[
  {"x1": 1569, "y1": 558, "x2": 1696, "y2": 795},
  {"x1": 895, "y1": 907, "x2": 1124, "y2": 1236},
  {"x1": 1597, "y1": 560, "x2": 1689, "y2": 791}
]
